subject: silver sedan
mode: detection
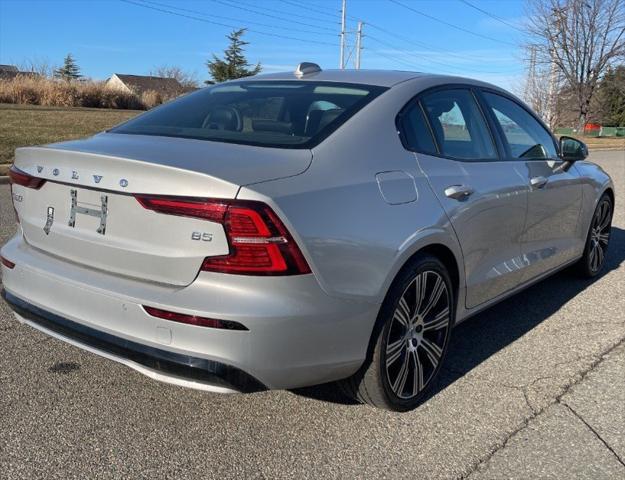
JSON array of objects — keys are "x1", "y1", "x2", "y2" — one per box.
[{"x1": 1, "y1": 64, "x2": 614, "y2": 411}]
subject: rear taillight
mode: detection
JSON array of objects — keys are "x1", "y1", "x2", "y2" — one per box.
[
  {"x1": 1, "y1": 256, "x2": 15, "y2": 269},
  {"x1": 135, "y1": 196, "x2": 311, "y2": 276},
  {"x1": 8, "y1": 165, "x2": 46, "y2": 189},
  {"x1": 143, "y1": 305, "x2": 247, "y2": 330}
]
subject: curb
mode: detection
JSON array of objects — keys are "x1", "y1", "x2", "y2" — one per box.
[{"x1": 0, "y1": 176, "x2": 9, "y2": 185}]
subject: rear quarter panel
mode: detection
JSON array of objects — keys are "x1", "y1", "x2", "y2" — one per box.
[{"x1": 239, "y1": 79, "x2": 464, "y2": 305}]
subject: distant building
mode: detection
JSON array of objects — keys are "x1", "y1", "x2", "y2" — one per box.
[
  {"x1": 0, "y1": 64, "x2": 18, "y2": 74},
  {"x1": 106, "y1": 73, "x2": 183, "y2": 97},
  {"x1": 0, "y1": 64, "x2": 40, "y2": 80}
]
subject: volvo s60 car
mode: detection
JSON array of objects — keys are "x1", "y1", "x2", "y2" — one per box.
[{"x1": 1, "y1": 63, "x2": 614, "y2": 411}]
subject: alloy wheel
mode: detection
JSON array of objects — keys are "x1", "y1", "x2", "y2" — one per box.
[
  {"x1": 384, "y1": 270, "x2": 451, "y2": 400},
  {"x1": 588, "y1": 199, "x2": 612, "y2": 273}
]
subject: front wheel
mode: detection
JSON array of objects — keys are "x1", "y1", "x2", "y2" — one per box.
[
  {"x1": 340, "y1": 254, "x2": 454, "y2": 411},
  {"x1": 577, "y1": 194, "x2": 613, "y2": 277}
]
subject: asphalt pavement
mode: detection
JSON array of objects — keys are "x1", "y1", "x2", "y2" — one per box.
[{"x1": 1, "y1": 151, "x2": 624, "y2": 479}]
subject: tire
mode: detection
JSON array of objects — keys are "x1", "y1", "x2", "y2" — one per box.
[
  {"x1": 340, "y1": 254, "x2": 454, "y2": 411},
  {"x1": 576, "y1": 193, "x2": 613, "y2": 278}
]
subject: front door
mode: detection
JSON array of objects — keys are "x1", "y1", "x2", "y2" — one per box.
[
  {"x1": 480, "y1": 91, "x2": 583, "y2": 281},
  {"x1": 406, "y1": 87, "x2": 529, "y2": 309}
]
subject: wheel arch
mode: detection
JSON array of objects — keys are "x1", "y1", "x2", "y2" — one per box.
[
  {"x1": 369, "y1": 232, "x2": 465, "y2": 350},
  {"x1": 382, "y1": 231, "x2": 465, "y2": 306},
  {"x1": 603, "y1": 187, "x2": 615, "y2": 207},
  {"x1": 357, "y1": 235, "x2": 464, "y2": 387}
]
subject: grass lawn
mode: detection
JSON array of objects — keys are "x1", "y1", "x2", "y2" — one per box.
[
  {"x1": 581, "y1": 136, "x2": 625, "y2": 150},
  {"x1": 0, "y1": 103, "x2": 141, "y2": 175}
]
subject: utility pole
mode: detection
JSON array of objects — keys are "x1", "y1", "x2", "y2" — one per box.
[
  {"x1": 524, "y1": 44, "x2": 537, "y2": 106},
  {"x1": 339, "y1": 0, "x2": 347, "y2": 69},
  {"x1": 355, "y1": 21, "x2": 363, "y2": 69}
]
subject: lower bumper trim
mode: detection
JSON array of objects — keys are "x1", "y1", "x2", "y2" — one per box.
[{"x1": 2, "y1": 290, "x2": 267, "y2": 393}]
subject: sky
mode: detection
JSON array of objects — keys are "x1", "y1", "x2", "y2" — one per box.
[{"x1": 0, "y1": 0, "x2": 529, "y2": 91}]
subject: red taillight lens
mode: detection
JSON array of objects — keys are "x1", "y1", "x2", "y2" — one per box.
[
  {"x1": 135, "y1": 196, "x2": 228, "y2": 222},
  {"x1": 1, "y1": 256, "x2": 15, "y2": 269},
  {"x1": 8, "y1": 165, "x2": 46, "y2": 189},
  {"x1": 143, "y1": 305, "x2": 247, "y2": 330},
  {"x1": 135, "y1": 195, "x2": 311, "y2": 276}
]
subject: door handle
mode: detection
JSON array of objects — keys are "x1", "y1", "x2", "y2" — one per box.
[
  {"x1": 444, "y1": 185, "x2": 474, "y2": 200},
  {"x1": 530, "y1": 176, "x2": 548, "y2": 189}
]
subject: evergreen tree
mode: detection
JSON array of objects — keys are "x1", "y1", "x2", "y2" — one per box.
[
  {"x1": 206, "y1": 29, "x2": 261, "y2": 83},
  {"x1": 54, "y1": 53, "x2": 81, "y2": 81},
  {"x1": 596, "y1": 66, "x2": 625, "y2": 127}
]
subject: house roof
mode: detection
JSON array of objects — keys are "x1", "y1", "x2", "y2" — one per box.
[
  {"x1": 0, "y1": 65, "x2": 40, "y2": 80},
  {"x1": 112, "y1": 74, "x2": 183, "y2": 95}
]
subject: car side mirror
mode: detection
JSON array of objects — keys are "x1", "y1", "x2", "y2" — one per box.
[{"x1": 559, "y1": 136, "x2": 588, "y2": 162}]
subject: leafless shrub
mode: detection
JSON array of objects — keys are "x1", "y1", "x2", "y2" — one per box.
[
  {"x1": 0, "y1": 76, "x2": 147, "y2": 110},
  {"x1": 140, "y1": 89, "x2": 164, "y2": 109},
  {"x1": 150, "y1": 65, "x2": 199, "y2": 90}
]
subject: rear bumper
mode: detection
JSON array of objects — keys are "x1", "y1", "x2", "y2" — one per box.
[
  {"x1": 0, "y1": 234, "x2": 377, "y2": 390},
  {"x1": 3, "y1": 290, "x2": 265, "y2": 393}
]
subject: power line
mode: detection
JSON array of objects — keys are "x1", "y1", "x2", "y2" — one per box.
[
  {"x1": 277, "y1": 0, "x2": 339, "y2": 20},
  {"x1": 389, "y1": 0, "x2": 518, "y2": 47},
  {"x1": 234, "y1": 0, "x2": 335, "y2": 26},
  {"x1": 458, "y1": 0, "x2": 526, "y2": 33},
  {"x1": 367, "y1": 48, "x2": 425, "y2": 71},
  {"x1": 366, "y1": 34, "x2": 523, "y2": 75},
  {"x1": 138, "y1": 0, "x2": 336, "y2": 37},
  {"x1": 120, "y1": 0, "x2": 339, "y2": 47},
  {"x1": 365, "y1": 22, "x2": 501, "y2": 63},
  {"x1": 207, "y1": 0, "x2": 336, "y2": 32}
]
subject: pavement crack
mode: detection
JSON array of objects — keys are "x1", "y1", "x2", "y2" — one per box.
[
  {"x1": 563, "y1": 402, "x2": 625, "y2": 468},
  {"x1": 458, "y1": 334, "x2": 625, "y2": 480}
]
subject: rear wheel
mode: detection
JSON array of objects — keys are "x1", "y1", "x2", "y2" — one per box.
[
  {"x1": 340, "y1": 254, "x2": 454, "y2": 411},
  {"x1": 577, "y1": 194, "x2": 613, "y2": 278}
]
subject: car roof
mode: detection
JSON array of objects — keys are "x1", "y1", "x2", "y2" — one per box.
[{"x1": 232, "y1": 68, "x2": 503, "y2": 90}]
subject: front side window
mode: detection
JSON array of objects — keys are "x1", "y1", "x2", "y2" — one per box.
[
  {"x1": 482, "y1": 92, "x2": 557, "y2": 160},
  {"x1": 420, "y1": 89, "x2": 498, "y2": 160},
  {"x1": 111, "y1": 81, "x2": 386, "y2": 148}
]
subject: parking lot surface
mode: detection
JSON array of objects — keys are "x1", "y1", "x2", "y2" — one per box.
[{"x1": 1, "y1": 151, "x2": 624, "y2": 479}]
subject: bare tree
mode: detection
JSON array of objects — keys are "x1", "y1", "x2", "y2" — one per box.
[
  {"x1": 526, "y1": 0, "x2": 625, "y2": 132},
  {"x1": 150, "y1": 65, "x2": 199, "y2": 90},
  {"x1": 18, "y1": 57, "x2": 56, "y2": 78}
]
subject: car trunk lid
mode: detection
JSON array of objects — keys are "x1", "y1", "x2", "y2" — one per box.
[{"x1": 11, "y1": 133, "x2": 311, "y2": 286}]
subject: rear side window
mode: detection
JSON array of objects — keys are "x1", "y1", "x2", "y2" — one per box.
[
  {"x1": 111, "y1": 81, "x2": 387, "y2": 149},
  {"x1": 400, "y1": 103, "x2": 438, "y2": 155},
  {"x1": 421, "y1": 89, "x2": 498, "y2": 160},
  {"x1": 482, "y1": 92, "x2": 557, "y2": 160}
]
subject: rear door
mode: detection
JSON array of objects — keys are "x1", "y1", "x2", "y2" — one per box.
[
  {"x1": 401, "y1": 87, "x2": 529, "y2": 309},
  {"x1": 480, "y1": 91, "x2": 583, "y2": 281}
]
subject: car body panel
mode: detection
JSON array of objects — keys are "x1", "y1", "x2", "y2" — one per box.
[
  {"x1": 41, "y1": 132, "x2": 314, "y2": 190},
  {"x1": 415, "y1": 154, "x2": 530, "y2": 308},
  {"x1": 0, "y1": 69, "x2": 614, "y2": 392},
  {"x1": 517, "y1": 160, "x2": 584, "y2": 282}
]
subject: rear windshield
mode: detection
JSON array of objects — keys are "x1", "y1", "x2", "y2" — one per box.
[{"x1": 111, "y1": 81, "x2": 387, "y2": 148}]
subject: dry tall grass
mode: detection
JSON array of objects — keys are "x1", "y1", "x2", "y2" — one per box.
[{"x1": 0, "y1": 75, "x2": 172, "y2": 110}]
